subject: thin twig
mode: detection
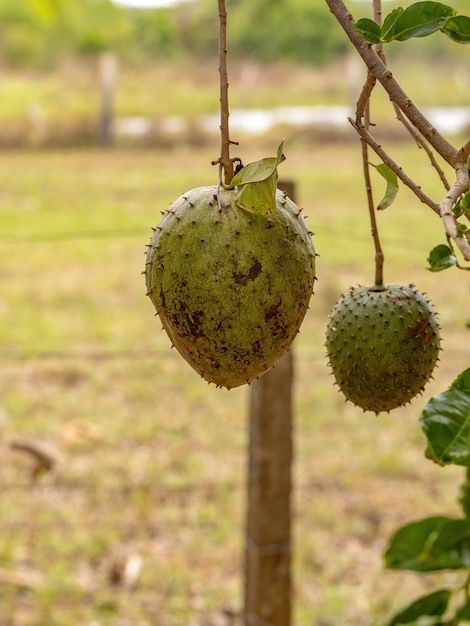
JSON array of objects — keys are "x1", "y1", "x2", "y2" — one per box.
[
  {"x1": 356, "y1": 70, "x2": 385, "y2": 285},
  {"x1": 326, "y1": 0, "x2": 470, "y2": 260},
  {"x1": 353, "y1": 0, "x2": 386, "y2": 286},
  {"x1": 392, "y1": 104, "x2": 451, "y2": 191},
  {"x1": 351, "y1": 1, "x2": 450, "y2": 206},
  {"x1": 218, "y1": 0, "x2": 234, "y2": 185},
  {"x1": 349, "y1": 118, "x2": 441, "y2": 215},
  {"x1": 355, "y1": 73, "x2": 376, "y2": 123},
  {"x1": 362, "y1": 134, "x2": 385, "y2": 285},
  {"x1": 373, "y1": 0, "x2": 382, "y2": 27}
]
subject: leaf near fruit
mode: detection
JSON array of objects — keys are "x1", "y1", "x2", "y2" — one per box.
[
  {"x1": 231, "y1": 140, "x2": 285, "y2": 215},
  {"x1": 380, "y1": 8, "x2": 404, "y2": 42},
  {"x1": 391, "y1": 1, "x2": 456, "y2": 41},
  {"x1": 442, "y1": 15, "x2": 470, "y2": 43},
  {"x1": 420, "y1": 367, "x2": 470, "y2": 466},
  {"x1": 385, "y1": 515, "x2": 470, "y2": 571},
  {"x1": 353, "y1": 17, "x2": 381, "y2": 43},
  {"x1": 427, "y1": 244, "x2": 457, "y2": 271},
  {"x1": 371, "y1": 162, "x2": 399, "y2": 210},
  {"x1": 378, "y1": 588, "x2": 451, "y2": 626},
  {"x1": 354, "y1": 1, "x2": 465, "y2": 44}
]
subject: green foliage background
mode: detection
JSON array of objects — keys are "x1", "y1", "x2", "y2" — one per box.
[{"x1": 0, "y1": 0, "x2": 467, "y2": 69}]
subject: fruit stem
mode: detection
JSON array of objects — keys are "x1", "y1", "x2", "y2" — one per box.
[
  {"x1": 360, "y1": 101, "x2": 385, "y2": 287},
  {"x1": 218, "y1": 0, "x2": 234, "y2": 186},
  {"x1": 358, "y1": 0, "x2": 385, "y2": 288}
]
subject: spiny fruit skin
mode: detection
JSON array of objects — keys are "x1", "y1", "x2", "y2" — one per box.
[
  {"x1": 145, "y1": 186, "x2": 316, "y2": 388},
  {"x1": 325, "y1": 283, "x2": 441, "y2": 413}
]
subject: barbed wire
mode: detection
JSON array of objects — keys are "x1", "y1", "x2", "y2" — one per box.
[
  {"x1": 0, "y1": 348, "x2": 175, "y2": 362},
  {"x1": 0, "y1": 227, "x2": 149, "y2": 245},
  {"x1": 0, "y1": 346, "x2": 467, "y2": 362},
  {"x1": 0, "y1": 223, "x2": 438, "y2": 254},
  {"x1": 0, "y1": 349, "x2": 325, "y2": 362}
]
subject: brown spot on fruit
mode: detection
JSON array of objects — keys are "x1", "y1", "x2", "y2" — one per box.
[
  {"x1": 409, "y1": 318, "x2": 431, "y2": 338},
  {"x1": 233, "y1": 259, "x2": 262, "y2": 286},
  {"x1": 265, "y1": 303, "x2": 279, "y2": 322}
]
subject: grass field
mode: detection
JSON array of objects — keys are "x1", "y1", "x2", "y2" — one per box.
[{"x1": 0, "y1": 138, "x2": 468, "y2": 626}]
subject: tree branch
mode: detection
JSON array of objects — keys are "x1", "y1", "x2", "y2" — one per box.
[
  {"x1": 325, "y1": 0, "x2": 459, "y2": 167},
  {"x1": 355, "y1": 73, "x2": 376, "y2": 123},
  {"x1": 392, "y1": 104, "x2": 451, "y2": 191},
  {"x1": 355, "y1": 72, "x2": 385, "y2": 285},
  {"x1": 349, "y1": 118, "x2": 441, "y2": 215},
  {"x1": 326, "y1": 0, "x2": 470, "y2": 260},
  {"x1": 457, "y1": 137, "x2": 470, "y2": 164}
]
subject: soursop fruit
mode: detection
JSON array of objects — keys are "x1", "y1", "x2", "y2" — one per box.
[
  {"x1": 325, "y1": 283, "x2": 440, "y2": 413},
  {"x1": 145, "y1": 186, "x2": 316, "y2": 388}
]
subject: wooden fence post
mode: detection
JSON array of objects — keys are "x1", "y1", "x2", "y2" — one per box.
[
  {"x1": 243, "y1": 180, "x2": 296, "y2": 626},
  {"x1": 98, "y1": 51, "x2": 117, "y2": 146}
]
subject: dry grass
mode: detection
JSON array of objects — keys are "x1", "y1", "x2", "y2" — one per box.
[{"x1": 0, "y1": 141, "x2": 467, "y2": 625}]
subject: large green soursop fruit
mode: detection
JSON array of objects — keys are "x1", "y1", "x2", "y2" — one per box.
[
  {"x1": 325, "y1": 284, "x2": 440, "y2": 413},
  {"x1": 145, "y1": 186, "x2": 316, "y2": 388}
]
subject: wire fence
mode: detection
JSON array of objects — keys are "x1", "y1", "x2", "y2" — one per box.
[{"x1": 0, "y1": 222, "x2": 438, "y2": 250}]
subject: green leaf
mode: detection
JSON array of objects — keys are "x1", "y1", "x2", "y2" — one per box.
[
  {"x1": 451, "y1": 368, "x2": 470, "y2": 394},
  {"x1": 442, "y1": 15, "x2": 470, "y2": 44},
  {"x1": 235, "y1": 175, "x2": 279, "y2": 216},
  {"x1": 420, "y1": 371, "x2": 470, "y2": 466},
  {"x1": 371, "y1": 163, "x2": 399, "y2": 210},
  {"x1": 378, "y1": 589, "x2": 451, "y2": 626},
  {"x1": 353, "y1": 18, "x2": 382, "y2": 44},
  {"x1": 392, "y1": 1, "x2": 456, "y2": 41},
  {"x1": 461, "y1": 192, "x2": 470, "y2": 213},
  {"x1": 384, "y1": 516, "x2": 470, "y2": 571},
  {"x1": 426, "y1": 244, "x2": 457, "y2": 271},
  {"x1": 381, "y1": 7, "x2": 404, "y2": 41},
  {"x1": 453, "y1": 198, "x2": 463, "y2": 217},
  {"x1": 455, "y1": 599, "x2": 470, "y2": 620},
  {"x1": 231, "y1": 141, "x2": 285, "y2": 186},
  {"x1": 232, "y1": 140, "x2": 285, "y2": 215},
  {"x1": 456, "y1": 223, "x2": 470, "y2": 237}
]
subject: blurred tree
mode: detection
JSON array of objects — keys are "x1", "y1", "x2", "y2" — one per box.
[
  {"x1": 0, "y1": 0, "x2": 50, "y2": 66},
  {"x1": 227, "y1": 0, "x2": 350, "y2": 64},
  {"x1": 0, "y1": 0, "x2": 465, "y2": 69},
  {"x1": 126, "y1": 7, "x2": 182, "y2": 62},
  {"x1": 52, "y1": 0, "x2": 132, "y2": 57},
  {"x1": 0, "y1": 0, "x2": 132, "y2": 67}
]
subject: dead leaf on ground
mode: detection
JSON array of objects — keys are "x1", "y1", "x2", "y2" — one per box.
[
  {"x1": 108, "y1": 553, "x2": 143, "y2": 589},
  {"x1": 9, "y1": 436, "x2": 62, "y2": 481}
]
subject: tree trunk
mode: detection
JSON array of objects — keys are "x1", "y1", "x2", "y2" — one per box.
[{"x1": 98, "y1": 51, "x2": 117, "y2": 146}]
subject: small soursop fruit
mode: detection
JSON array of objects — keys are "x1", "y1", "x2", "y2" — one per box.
[
  {"x1": 145, "y1": 186, "x2": 316, "y2": 388},
  {"x1": 325, "y1": 283, "x2": 440, "y2": 413}
]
